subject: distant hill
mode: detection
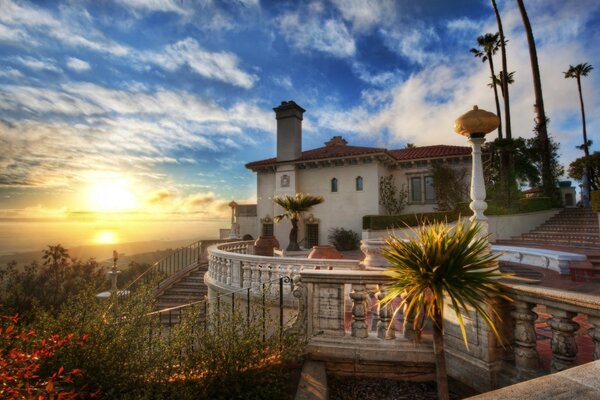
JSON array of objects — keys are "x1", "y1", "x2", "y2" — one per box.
[{"x1": 0, "y1": 238, "x2": 215, "y2": 270}]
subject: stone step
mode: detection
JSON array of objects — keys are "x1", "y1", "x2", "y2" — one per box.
[
  {"x1": 536, "y1": 226, "x2": 599, "y2": 233},
  {"x1": 521, "y1": 232, "x2": 600, "y2": 240}
]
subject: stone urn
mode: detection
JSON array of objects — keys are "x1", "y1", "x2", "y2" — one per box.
[
  {"x1": 254, "y1": 235, "x2": 279, "y2": 257},
  {"x1": 359, "y1": 239, "x2": 393, "y2": 270},
  {"x1": 308, "y1": 245, "x2": 343, "y2": 259}
]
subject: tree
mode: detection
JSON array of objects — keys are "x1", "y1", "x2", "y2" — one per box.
[
  {"x1": 471, "y1": 33, "x2": 503, "y2": 139},
  {"x1": 273, "y1": 193, "x2": 324, "y2": 251},
  {"x1": 488, "y1": 71, "x2": 515, "y2": 97},
  {"x1": 490, "y1": 0, "x2": 512, "y2": 139},
  {"x1": 564, "y1": 63, "x2": 594, "y2": 206},
  {"x1": 379, "y1": 175, "x2": 408, "y2": 215},
  {"x1": 569, "y1": 152, "x2": 600, "y2": 192},
  {"x1": 380, "y1": 220, "x2": 508, "y2": 400},
  {"x1": 429, "y1": 162, "x2": 468, "y2": 211},
  {"x1": 517, "y1": 0, "x2": 555, "y2": 199}
]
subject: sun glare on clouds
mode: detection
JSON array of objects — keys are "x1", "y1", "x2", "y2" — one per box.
[{"x1": 85, "y1": 175, "x2": 137, "y2": 213}]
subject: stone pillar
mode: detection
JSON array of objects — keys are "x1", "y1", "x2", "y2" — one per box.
[
  {"x1": 511, "y1": 301, "x2": 541, "y2": 372},
  {"x1": 546, "y1": 307, "x2": 580, "y2": 372},
  {"x1": 359, "y1": 239, "x2": 392, "y2": 270},
  {"x1": 376, "y1": 285, "x2": 395, "y2": 340},
  {"x1": 468, "y1": 135, "x2": 488, "y2": 227},
  {"x1": 587, "y1": 316, "x2": 600, "y2": 361},
  {"x1": 350, "y1": 284, "x2": 369, "y2": 338}
]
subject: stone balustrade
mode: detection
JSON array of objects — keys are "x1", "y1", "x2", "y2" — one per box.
[
  {"x1": 504, "y1": 283, "x2": 600, "y2": 376},
  {"x1": 205, "y1": 239, "x2": 600, "y2": 388},
  {"x1": 206, "y1": 240, "x2": 360, "y2": 297}
]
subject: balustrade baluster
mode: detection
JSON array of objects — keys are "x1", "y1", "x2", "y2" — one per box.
[
  {"x1": 511, "y1": 301, "x2": 541, "y2": 373},
  {"x1": 588, "y1": 316, "x2": 600, "y2": 361},
  {"x1": 546, "y1": 307, "x2": 579, "y2": 372},
  {"x1": 225, "y1": 258, "x2": 232, "y2": 285},
  {"x1": 376, "y1": 285, "x2": 395, "y2": 340},
  {"x1": 242, "y1": 261, "x2": 251, "y2": 288},
  {"x1": 251, "y1": 262, "x2": 260, "y2": 292},
  {"x1": 350, "y1": 284, "x2": 369, "y2": 338}
]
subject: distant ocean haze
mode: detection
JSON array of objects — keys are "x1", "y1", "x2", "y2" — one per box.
[{"x1": 0, "y1": 218, "x2": 226, "y2": 258}]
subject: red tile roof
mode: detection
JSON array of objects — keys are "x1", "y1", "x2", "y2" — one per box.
[
  {"x1": 245, "y1": 137, "x2": 470, "y2": 170},
  {"x1": 388, "y1": 145, "x2": 471, "y2": 161}
]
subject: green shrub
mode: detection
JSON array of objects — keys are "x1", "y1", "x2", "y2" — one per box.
[
  {"x1": 518, "y1": 196, "x2": 553, "y2": 212},
  {"x1": 32, "y1": 283, "x2": 303, "y2": 399},
  {"x1": 328, "y1": 228, "x2": 360, "y2": 251},
  {"x1": 592, "y1": 191, "x2": 600, "y2": 212},
  {"x1": 363, "y1": 210, "x2": 463, "y2": 230}
]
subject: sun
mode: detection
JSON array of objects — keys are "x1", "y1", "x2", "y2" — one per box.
[
  {"x1": 94, "y1": 230, "x2": 118, "y2": 244},
  {"x1": 86, "y1": 175, "x2": 137, "y2": 213}
]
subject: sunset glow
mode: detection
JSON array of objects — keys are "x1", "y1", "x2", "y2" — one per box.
[
  {"x1": 86, "y1": 177, "x2": 137, "y2": 213},
  {"x1": 94, "y1": 230, "x2": 118, "y2": 244}
]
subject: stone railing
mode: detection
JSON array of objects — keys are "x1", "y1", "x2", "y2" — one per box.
[
  {"x1": 206, "y1": 240, "x2": 360, "y2": 297},
  {"x1": 504, "y1": 283, "x2": 600, "y2": 376},
  {"x1": 292, "y1": 268, "x2": 436, "y2": 379}
]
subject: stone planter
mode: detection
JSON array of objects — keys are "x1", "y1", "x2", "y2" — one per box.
[
  {"x1": 254, "y1": 235, "x2": 279, "y2": 257},
  {"x1": 360, "y1": 239, "x2": 393, "y2": 270},
  {"x1": 308, "y1": 245, "x2": 343, "y2": 259}
]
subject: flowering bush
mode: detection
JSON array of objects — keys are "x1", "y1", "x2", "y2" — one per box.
[{"x1": 0, "y1": 314, "x2": 96, "y2": 399}]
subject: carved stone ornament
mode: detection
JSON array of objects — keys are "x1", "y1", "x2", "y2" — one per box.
[
  {"x1": 260, "y1": 215, "x2": 273, "y2": 224},
  {"x1": 280, "y1": 174, "x2": 290, "y2": 188},
  {"x1": 453, "y1": 105, "x2": 500, "y2": 137},
  {"x1": 286, "y1": 276, "x2": 308, "y2": 336},
  {"x1": 547, "y1": 310, "x2": 579, "y2": 372},
  {"x1": 304, "y1": 213, "x2": 320, "y2": 224}
]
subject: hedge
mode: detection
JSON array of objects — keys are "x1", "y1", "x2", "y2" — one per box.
[
  {"x1": 592, "y1": 191, "x2": 600, "y2": 212},
  {"x1": 363, "y1": 197, "x2": 554, "y2": 230}
]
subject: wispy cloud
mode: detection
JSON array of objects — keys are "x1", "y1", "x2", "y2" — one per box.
[
  {"x1": 141, "y1": 38, "x2": 258, "y2": 88},
  {"x1": 66, "y1": 57, "x2": 90, "y2": 72},
  {"x1": 278, "y1": 12, "x2": 356, "y2": 58},
  {"x1": 14, "y1": 56, "x2": 61, "y2": 72},
  {"x1": 115, "y1": 0, "x2": 190, "y2": 16}
]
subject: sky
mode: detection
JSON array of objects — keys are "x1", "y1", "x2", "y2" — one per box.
[{"x1": 0, "y1": 0, "x2": 599, "y2": 224}]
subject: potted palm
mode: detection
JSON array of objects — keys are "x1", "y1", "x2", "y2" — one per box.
[
  {"x1": 273, "y1": 193, "x2": 324, "y2": 251},
  {"x1": 380, "y1": 219, "x2": 509, "y2": 400}
]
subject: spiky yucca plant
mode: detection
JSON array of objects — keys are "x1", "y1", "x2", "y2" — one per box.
[
  {"x1": 380, "y1": 219, "x2": 509, "y2": 400},
  {"x1": 273, "y1": 193, "x2": 324, "y2": 251}
]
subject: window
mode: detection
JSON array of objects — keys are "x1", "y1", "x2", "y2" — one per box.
[
  {"x1": 410, "y1": 177, "x2": 422, "y2": 202},
  {"x1": 331, "y1": 178, "x2": 338, "y2": 192},
  {"x1": 424, "y1": 176, "x2": 435, "y2": 202},
  {"x1": 306, "y1": 224, "x2": 319, "y2": 248},
  {"x1": 355, "y1": 176, "x2": 363, "y2": 191},
  {"x1": 262, "y1": 223, "x2": 274, "y2": 236}
]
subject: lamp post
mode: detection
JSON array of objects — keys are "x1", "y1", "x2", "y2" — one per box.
[
  {"x1": 109, "y1": 250, "x2": 121, "y2": 316},
  {"x1": 228, "y1": 200, "x2": 240, "y2": 239},
  {"x1": 454, "y1": 105, "x2": 500, "y2": 235}
]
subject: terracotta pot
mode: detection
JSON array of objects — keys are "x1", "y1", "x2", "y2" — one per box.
[
  {"x1": 308, "y1": 245, "x2": 343, "y2": 260},
  {"x1": 254, "y1": 235, "x2": 279, "y2": 257}
]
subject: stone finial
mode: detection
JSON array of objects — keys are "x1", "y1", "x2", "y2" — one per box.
[
  {"x1": 324, "y1": 136, "x2": 348, "y2": 147},
  {"x1": 453, "y1": 105, "x2": 500, "y2": 137}
]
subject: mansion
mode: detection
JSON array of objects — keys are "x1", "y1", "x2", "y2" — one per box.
[{"x1": 236, "y1": 101, "x2": 472, "y2": 249}]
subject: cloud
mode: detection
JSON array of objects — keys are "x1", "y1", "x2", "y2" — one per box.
[
  {"x1": 143, "y1": 189, "x2": 230, "y2": 217},
  {"x1": 278, "y1": 12, "x2": 356, "y2": 58},
  {"x1": 66, "y1": 57, "x2": 91, "y2": 72},
  {"x1": 141, "y1": 38, "x2": 258, "y2": 88},
  {"x1": 351, "y1": 62, "x2": 403, "y2": 87},
  {"x1": 0, "y1": 0, "x2": 130, "y2": 56},
  {"x1": 330, "y1": 0, "x2": 395, "y2": 31},
  {"x1": 14, "y1": 56, "x2": 61, "y2": 72},
  {"x1": 379, "y1": 24, "x2": 440, "y2": 65},
  {"x1": 0, "y1": 67, "x2": 24, "y2": 79},
  {"x1": 115, "y1": 0, "x2": 190, "y2": 16},
  {"x1": 146, "y1": 189, "x2": 177, "y2": 204}
]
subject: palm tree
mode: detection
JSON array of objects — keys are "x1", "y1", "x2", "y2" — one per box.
[
  {"x1": 488, "y1": 71, "x2": 515, "y2": 97},
  {"x1": 491, "y1": 0, "x2": 512, "y2": 140},
  {"x1": 564, "y1": 63, "x2": 593, "y2": 157},
  {"x1": 565, "y1": 62, "x2": 594, "y2": 207},
  {"x1": 273, "y1": 193, "x2": 324, "y2": 251},
  {"x1": 471, "y1": 33, "x2": 503, "y2": 139},
  {"x1": 380, "y1": 220, "x2": 508, "y2": 400},
  {"x1": 517, "y1": 0, "x2": 554, "y2": 199}
]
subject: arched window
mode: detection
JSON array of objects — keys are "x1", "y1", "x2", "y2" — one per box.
[
  {"x1": 331, "y1": 178, "x2": 338, "y2": 192},
  {"x1": 355, "y1": 176, "x2": 363, "y2": 191}
]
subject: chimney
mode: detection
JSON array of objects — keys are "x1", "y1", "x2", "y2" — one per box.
[{"x1": 274, "y1": 100, "x2": 305, "y2": 162}]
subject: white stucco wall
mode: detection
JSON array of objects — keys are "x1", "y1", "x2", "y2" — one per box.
[
  {"x1": 296, "y1": 162, "x2": 383, "y2": 248},
  {"x1": 487, "y1": 208, "x2": 561, "y2": 242}
]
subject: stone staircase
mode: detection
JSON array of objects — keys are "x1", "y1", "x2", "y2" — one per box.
[
  {"x1": 504, "y1": 208, "x2": 600, "y2": 250},
  {"x1": 155, "y1": 262, "x2": 209, "y2": 324}
]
